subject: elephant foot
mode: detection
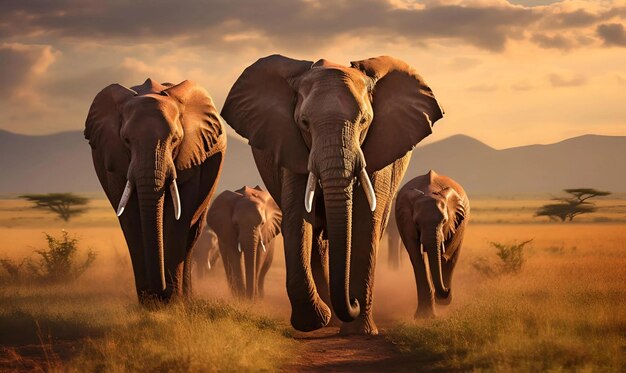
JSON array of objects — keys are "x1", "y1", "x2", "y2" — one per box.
[
  {"x1": 414, "y1": 307, "x2": 437, "y2": 319},
  {"x1": 290, "y1": 300, "x2": 331, "y2": 332},
  {"x1": 339, "y1": 315, "x2": 378, "y2": 336},
  {"x1": 435, "y1": 290, "x2": 452, "y2": 306}
]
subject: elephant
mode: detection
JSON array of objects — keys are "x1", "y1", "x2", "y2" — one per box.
[
  {"x1": 206, "y1": 186, "x2": 282, "y2": 299},
  {"x1": 191, "y1": 226, "x2": 220, "y2": 279},
  {"x1": 385, "y1": 199, "x2": 405, "y2": 270},
  {"x1": 85, "y1": 78, "x2": 226, "y2": 303},
  {"x1": 395, "y1": 170, "x2": 470, "y2": 318},
  {"x1": 221, "y1": 54, "x2": 444, "y2": 334}
]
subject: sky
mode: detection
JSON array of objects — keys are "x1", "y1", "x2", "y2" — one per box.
[{"x1": 0, "y1": 0, "x2": 624, "y2": 149}]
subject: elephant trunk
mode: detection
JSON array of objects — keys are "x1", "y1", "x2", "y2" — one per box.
[
  {"x1": 136, "y1": 179, "x2": 167, "y2": 299},
  {"x1": 422, "y1": 230, "x2": 451, "y2": 301},
  {"x1": 241, "y1": 230, "x2": 259, "y2": 300},
  {"x1": 134, "y1": 147, "x2": 174, "y2": 301},
  {"x1": 317, "y1": 146, "x2": 360, "y2": 322}
]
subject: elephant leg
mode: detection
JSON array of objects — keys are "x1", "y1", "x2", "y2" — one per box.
[
  {"x1": 281, "y1": 170, "x2": 331, "y2": 332},
  {"x1": 411, "y1": 243, "x2": 436, "y2": 318},
  {"x1": 257, "y1": 240, "x2": 275, "y2": 299},
  {"x1": 181, "y1": 219, "x2": 203, "y2": 298},
  {"x1": 310, "y1": 231, "x2": 341, "y2": 327},
  {"x1": 113, "y1": 178, "x2": 151, "y2": 302}
]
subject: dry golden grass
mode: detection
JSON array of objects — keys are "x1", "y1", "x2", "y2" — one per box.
[
  {"x1": 386, "y1": 223, "x2": 626, "y2": 371},
  {"x1": 1, "y1": 197, "x2": 626, "y2": 371},
  {"x1": 0, "y1": 199, "x2": 295, "y2": 372}
]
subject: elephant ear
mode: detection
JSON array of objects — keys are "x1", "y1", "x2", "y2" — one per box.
[
  {"x1": 350, "y1": 56, "x2": 444, "y2": 172},
  {"x1": 165, "y1": 80, "x2": 227, "y2": 170},
  {"x1": 262, "y1": 195, "x2": 282, "y2": 242},
  {"x1": 84, "y1": 84, "x2": 137, "y2": 176},
  {"x1": 440, "y1": 187, "x2": 467, "y2": 234},
  {"x1": 222, "y1": 54, "x2": 314, "y2": 174}
]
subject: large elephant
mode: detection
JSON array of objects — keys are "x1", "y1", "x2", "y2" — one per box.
[
  {"x1": 206, "y1": 186, "x2": 282, "y2": 299},
  {"x1": 85, "y1": 78, "x2": 226, "y2": 303},
  {"x1": 395, "y1": 170, "x2": 470, "y2": 318},
  {"x1": 222, "y1": 55, "x2": 444, "y2": 335},
  {"x1": 192, "y1": 226, "x2": 220, "y2": 279}
]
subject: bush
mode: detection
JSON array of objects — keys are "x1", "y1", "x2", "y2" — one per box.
[
  {"x1": 0, "y1": 258, "x2": 26, "y2": 283},
  {"x1": 472, "y1": 239, "x2": 532, "y2": 277},
  {"x1": 0, "y1": 231, "x2": 96, "y2": 284}
]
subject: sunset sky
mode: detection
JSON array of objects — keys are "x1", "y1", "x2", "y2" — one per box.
[{"x1": 1, "y1": 0, "x2": 624, "y2": 148}]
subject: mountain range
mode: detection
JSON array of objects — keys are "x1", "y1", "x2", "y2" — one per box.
[{"x1": 1, "y1": 129, "x2": 624, "y2": 196}]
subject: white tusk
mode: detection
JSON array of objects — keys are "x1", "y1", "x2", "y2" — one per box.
[
  {"x1": 170, "y1": 179, "x2": 181, "y2": 220},
  {"x1": 304, "y1": 172, "x2": 317, "y2": 213},
  {"x1": 117, "y1": 180, "x2": 133, "y2": 217},
  {"x1": 259, "y1": 232, "x2": 266, "y2": 253},
  {"x1": 207, "y1": 257, "x2": 212, "y2": 270},
  {"x1": 420, "y1": 244, "x2": 424, "y2": 256},
  {"x1": 238, "y1": 242, "x2": 242, "y2": 253},
  {"x1": 441, "y1": 241, "x2": 446, "y2": 255},
  {"x1": 358, "y1": 168, "x2": 377, "y2": 212},
  {"x1": 356, "y1": 147, "x2": 376, "y2": 212}
]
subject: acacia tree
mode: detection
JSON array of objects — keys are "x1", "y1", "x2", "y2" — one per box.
[
  {"x1": 20, "y1": 193, "x2": 89, "y2": 222},
  {"x1": 535, "y1": 188, "x2": 610, "y2": 222}
]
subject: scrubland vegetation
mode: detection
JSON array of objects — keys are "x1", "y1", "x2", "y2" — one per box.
[
  {"x1": 1, "y1": 197, "x2": 625, "y2": 371},
  {"x1": 389, "y1": 225, "x2": 626, "y2": 372}
]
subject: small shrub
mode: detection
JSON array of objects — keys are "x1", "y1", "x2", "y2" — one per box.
[
  {"x1": 473, "y1": 239, "x2": 532, "y2": 277},
  {"x1": 1, "y1": 231, "x2": 97, "y2": 284},
  {"x1": 0, "y1": 258, "x2": 26, "y2": 283},
  {"x1": 491, "y1": 239, "x2": 531, "y2": 273}
]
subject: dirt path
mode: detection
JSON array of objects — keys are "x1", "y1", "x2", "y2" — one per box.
[{"x1": 284, "y1": 327, "x2": 415, "y2": 373}]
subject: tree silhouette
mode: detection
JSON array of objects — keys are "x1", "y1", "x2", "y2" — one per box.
[
  {"x1": 535, "y1": 188, "x2": 610, "y2": 222},
  {"x1": 20, "y1": 193, "x2": 89, "y2": 222}
]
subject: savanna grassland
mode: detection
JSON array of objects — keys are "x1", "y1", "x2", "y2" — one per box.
[{"x1": 1, "y1": 196, "x2": 625, "y2": 372}]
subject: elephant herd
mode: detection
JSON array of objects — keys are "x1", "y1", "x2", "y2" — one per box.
[{"x1": 85, "y1": 54, "x2": 470, "y2": 335}]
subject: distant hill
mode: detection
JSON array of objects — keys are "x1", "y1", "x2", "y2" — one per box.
[
  {"x1": 408, "y1": 134, "x2": 626, "y2": 195},
  {"x1": 1, "y1": 129, "x2": 624, "y2": 196}
]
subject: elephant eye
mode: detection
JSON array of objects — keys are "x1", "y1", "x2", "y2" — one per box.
[{"x1": 301, "y1": 118, "x2": 310, "y2": 128}]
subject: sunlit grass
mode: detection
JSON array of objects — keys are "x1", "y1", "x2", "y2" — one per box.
[
  {"x1": 388, "y1": 237, "x2": 626, "y2": 371},
  {"x1": 0, "y1": 282, "x2": 295, "y2": 372}
]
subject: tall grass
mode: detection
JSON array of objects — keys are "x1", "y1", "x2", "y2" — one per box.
[{"x1": 389, "y1": 240, "x2": 626, "y2": 371}]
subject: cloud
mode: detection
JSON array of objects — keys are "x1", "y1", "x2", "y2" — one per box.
[
  {"x1": 0, "y1": 43, "x2": 58, "y2": 98},
  {"x1": 0, "y1": 0, "x2": 624, "y2": 53},
  {"x1": 531, "y1": 33, "x2": 578, "y2": 49},
  {"x1": 596, "y1": 23, "x2": 626, "y2": 46},
  {"x1": 548, "y1": 73, "x2": 588, "y2": 87}
]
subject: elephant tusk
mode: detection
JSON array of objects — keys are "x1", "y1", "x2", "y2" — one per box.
[
  {"x1": 238, "y1": 242, "x2": 242, "y2": 253},
  {"x1": 420, "y1": 244, "x2": 424, "y2": 256},
  {"x1": 259, "y1": 231, "x2": 266, "y2": 253},
  {"x1": 304, "y1": 172, "x2": 317, "y2": 213},
  {"x1": 356, "y1": 147, "x2": 376, "y2": 212},
  {"x1": 358, "y1": 168, "x2": 377, "y2": 212},
  {"x1": 116, "y1": 180, "x2": 133, "y2": 217},
  {"x1": 207, "y1": 257, "x2": 212, "y2": 270},
  {"x1": 441, "y1": 241, "x2": 446, "y2": 255},
  {"x1": 170, "y1": 179, "x2": 181, "y2": 220}
]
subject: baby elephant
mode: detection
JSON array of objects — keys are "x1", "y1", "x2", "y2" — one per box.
[
  {"x1": 192, "y1": 226, "x2": 220, "y2": 279},
  {"x1": 206, "y1": 186, "x2": 282, "y2": 299},
  {"x1": 395, "y1": 170, "x2": 470, "y2": 318}
]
